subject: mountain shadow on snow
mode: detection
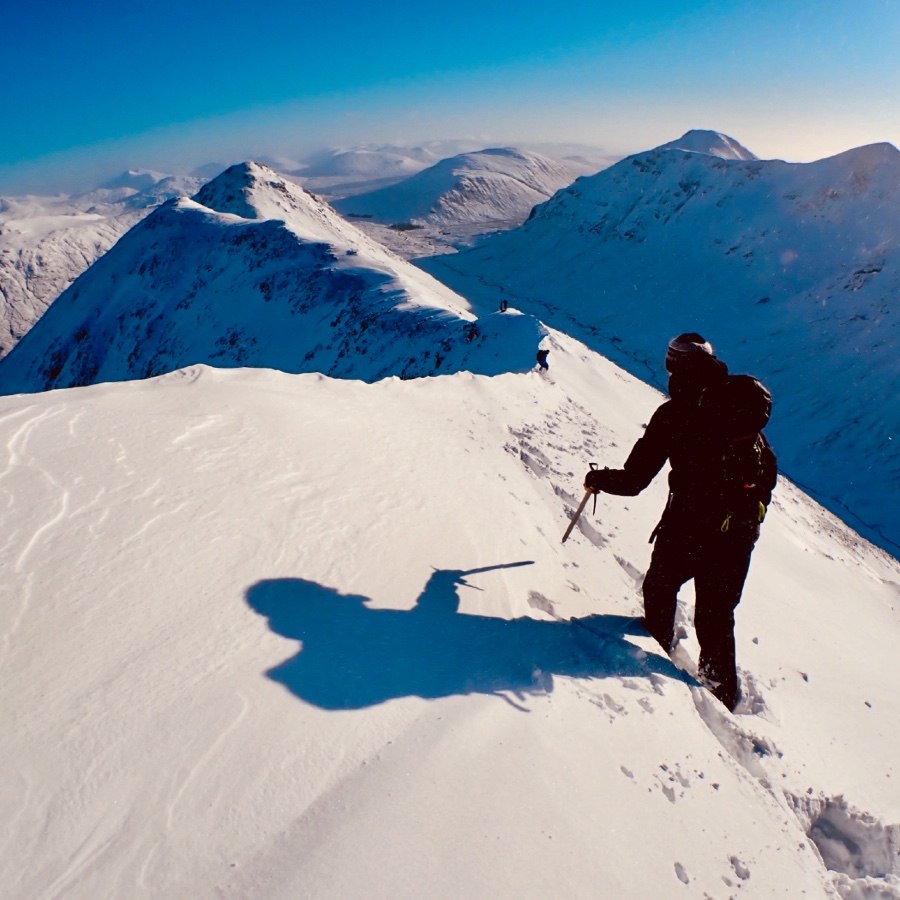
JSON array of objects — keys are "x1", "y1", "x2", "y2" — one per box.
[{"x1": 245, "y1": 567, "x2": 689, "y2": 710}]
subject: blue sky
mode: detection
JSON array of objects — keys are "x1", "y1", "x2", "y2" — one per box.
[{"x1": 3, "y1": 0, "x2": 898, "y2": 192}]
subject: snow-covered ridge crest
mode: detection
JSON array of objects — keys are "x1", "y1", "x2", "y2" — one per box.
[
  {"x1": 0, "y1": 162, "x2": 545, "y2": 395},
  {"x1": 190, "y1": 161, "x2": 474, "y2": 299}
]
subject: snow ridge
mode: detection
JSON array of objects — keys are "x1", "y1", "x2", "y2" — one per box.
[{"x1": 1, "y1": 338, "x2": 898, "y2": 899}]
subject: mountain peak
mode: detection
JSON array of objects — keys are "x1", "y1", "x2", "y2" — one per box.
[
  {"x1": 822, "y1": 141, "x2": 900, "y2": 172},
  {"x1": 655, "y1": 130, "x2": 757, "y2": 161},
  {"x1": 191, "y1": 161, "x2": 288, "y2": 219},
  {"x1": 190, "y1": 161, "x2": 357, "y2": 245}
]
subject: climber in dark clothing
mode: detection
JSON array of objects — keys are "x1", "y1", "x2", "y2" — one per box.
[{"x1": 584, "y1": 333, "x2": 777, "y2": 711}]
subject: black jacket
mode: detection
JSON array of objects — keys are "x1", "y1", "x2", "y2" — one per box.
[{"x1": 593, "y1": 382, "x2": 777, "y2": 535}]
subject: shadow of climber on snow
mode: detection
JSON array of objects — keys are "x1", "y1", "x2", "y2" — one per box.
[{"x1": 246, "y1": 563, "x2": 691, "y2": 710}]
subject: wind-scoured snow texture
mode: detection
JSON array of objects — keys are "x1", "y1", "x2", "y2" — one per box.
[
  {"x1": 2, "y1": 333, "x2": 899, "y2": 899},
  {"x1": 421, "y1": 130, "x2": 900, "y2": 555},
  {"x1": 333, "y1": 147, "x2": 580, "y2": 227},
  {"x1": 0, "y1": 174, "x2": 205, "y2": 359},
  {"x1": 0, "y1": 163, "x2": 543, "y2": 394}
]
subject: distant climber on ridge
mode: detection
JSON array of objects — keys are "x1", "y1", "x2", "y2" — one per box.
[{"x1": 582, "y1": 333, "x2": 777, "y2": 711}]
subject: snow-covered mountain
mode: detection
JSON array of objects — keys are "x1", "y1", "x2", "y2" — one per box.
[
  {"x1": 332, "y1": 147, "x2": 580, "y2": 228},
  {"x1": 420, "y1": 130, "x2": 900, "y2": 555},
  {"x1": 291, "y1": 141, "x2": 484, "y2": 200},
  {"x1": 0, "y1": 171, "x2": 205, "y2": 358},
  {"x1": 0, "y1": 162, "x2": 543, "y2": 395},
  {"x1": 2, "y1": 328, "x2": 898, "y2": 899},
  {"x1": 298, "y1": 144, "x2": 444, "y2": 179}
]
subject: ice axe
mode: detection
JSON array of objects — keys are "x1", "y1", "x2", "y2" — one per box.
[{"x1": 561, "y1": 463, "x2": 598, "y2": 544}]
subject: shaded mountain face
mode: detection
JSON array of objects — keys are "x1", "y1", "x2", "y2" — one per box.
[
  {"x1": 419, "y1": 131, "x2": 900, "y2": 553},
  {"x1": 333, "y1": 147, "x2": 580, "y2": 228},
  {"x1": 0, "y1": 163, "x2": 544, "y2": 395},
  {"x1": 0, "y1": 172, "x2": 205, "y2": 358}
]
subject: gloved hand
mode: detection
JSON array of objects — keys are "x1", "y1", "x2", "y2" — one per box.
[{"x1": 584, "y1": 467, "x2": 606, "y2": 494}]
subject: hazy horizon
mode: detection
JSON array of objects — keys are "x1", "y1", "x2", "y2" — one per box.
[{"x1": 3, "y1": 0, "x2": 898, "y2": 195}]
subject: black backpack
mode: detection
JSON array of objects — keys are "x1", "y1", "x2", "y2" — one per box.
[{"x1": 699, "y1": 375, "x2": 778, "y2": 529}]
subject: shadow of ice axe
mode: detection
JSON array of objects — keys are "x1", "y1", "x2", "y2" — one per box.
[{"x1": 429, "y1": 560, "x2": 536, "y2": 590}]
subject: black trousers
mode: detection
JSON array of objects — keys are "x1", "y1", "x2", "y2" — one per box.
[{"x1": 642, "y1": 520, "x2": 757, "y2": 709}]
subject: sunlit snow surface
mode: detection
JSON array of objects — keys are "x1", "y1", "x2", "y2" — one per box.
[{"x1": 2, "y1": 329, "x2": 898, "y2": 899}]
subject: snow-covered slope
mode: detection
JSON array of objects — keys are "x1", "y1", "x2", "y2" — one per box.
[
  {"x1": 2, "y1": 330, "x2": 898, "y2": 899},
  {"x1": 0, "y1": 162, "x2": 543, "y2": 394},
  {"x1": 0, "y1": 173, "x2": 204, "y2": 358},
  {"x1": 333, "y1": 147, "x2": 579, "y2": 227},
  {"x1": 420, "y1": 130, "x2": 900, "y2": 555}
]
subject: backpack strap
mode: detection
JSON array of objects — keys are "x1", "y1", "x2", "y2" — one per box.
[{"x1": 649, "y1": 492, "x2": 673, "y2": 543}]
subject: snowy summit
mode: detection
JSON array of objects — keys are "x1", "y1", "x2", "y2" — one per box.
[{"x1": 656, "y1": 129, "x2": 759, "y2": 161}]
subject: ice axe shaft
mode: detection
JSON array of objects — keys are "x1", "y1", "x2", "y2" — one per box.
[
  {"x1": 562, "y1": 490, "x2": 593, "y2": 543},
  {"x1": 562, "y1": 463, "x2": 599, "y2": 544}
]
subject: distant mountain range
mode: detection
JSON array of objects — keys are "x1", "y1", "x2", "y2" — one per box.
[
  {"x1": 0, "y1": 163, "x2": 543, "y2": 394},
  {"x1": 420, "y1": 129, "x2": 900, "y2": 553},
  {"x1": 292, "y1": 140, "x2": 614, "y2": 201},
  {"x1": 332, "y1": 148, "x2": 583, "y2": 227}
]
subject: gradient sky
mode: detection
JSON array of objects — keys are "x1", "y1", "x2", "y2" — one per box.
[{"x1": 3, "y1": 0, "x2": 899, "y2": 193}]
